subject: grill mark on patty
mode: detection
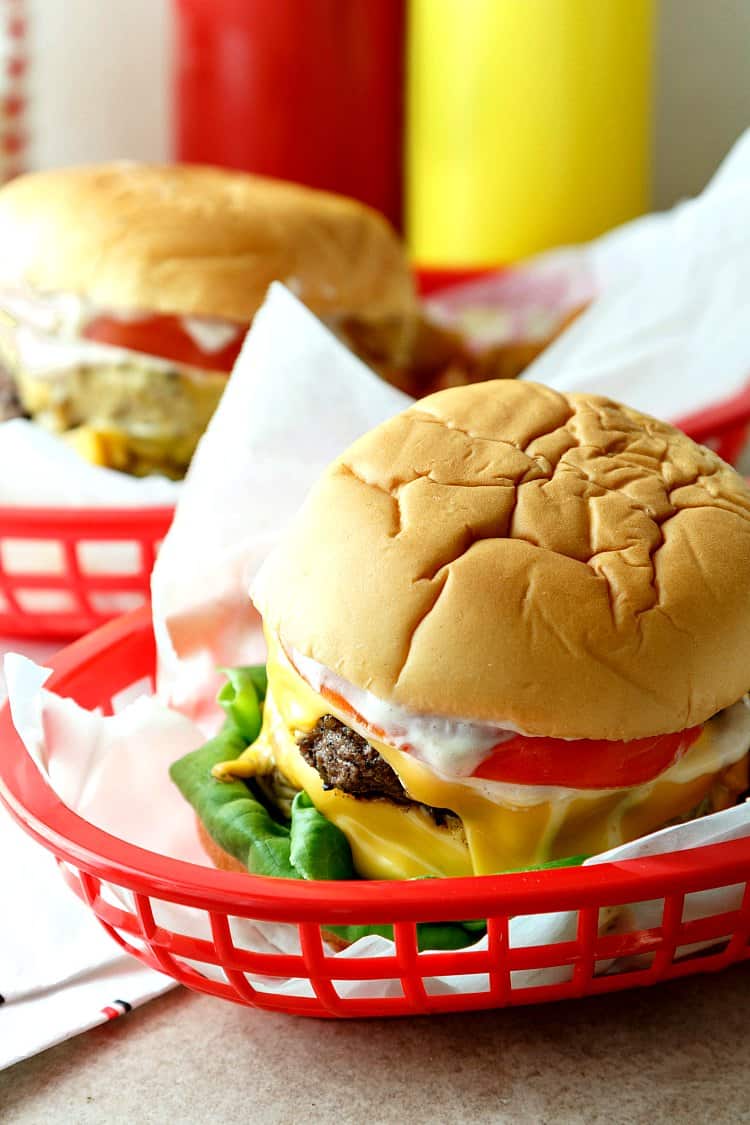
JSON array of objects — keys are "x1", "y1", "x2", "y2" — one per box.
[{"x1": 296, "y1": 714, "x2": 457, "y2": 827}]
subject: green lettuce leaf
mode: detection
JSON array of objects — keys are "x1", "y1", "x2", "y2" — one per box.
[
  {"x1": 289, "y1": 791, "x2": 355, "y2": 880},
  {"x1": 217, "y1": 665, "x2": 267, "y2": 743},
  {"x1": 169, "y1": 724, "x2": 298, "y2": 879}
]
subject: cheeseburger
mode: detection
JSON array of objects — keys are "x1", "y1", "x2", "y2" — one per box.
[
  {"x1": 173, "y1": 381, "x2": 750, "y2": 884},
  {"x1": 0, "y1": 163, "x2": 418, "y2": 477}
]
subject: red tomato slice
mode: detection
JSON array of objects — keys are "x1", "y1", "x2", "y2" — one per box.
[
  {"x1": 472, "y1": 727, "x2": 704, "y2": 789},
  {"x1": 314, "y1": 664, "x2": 705, "y2": 789},
  {"x1": 82, "y1": 314, "x2": 246, "y2": 373},
  {"x1": 319, "y1": 685, "x2": 388, "y2": 741}
]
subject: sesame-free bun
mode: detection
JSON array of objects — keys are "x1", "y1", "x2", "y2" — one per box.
[
  {"x1": 0, "y1": 163, "x2": 416, "y2": 325},
  {"x1": 254, "y1": 381, "x2": 750, "y2": 741}
]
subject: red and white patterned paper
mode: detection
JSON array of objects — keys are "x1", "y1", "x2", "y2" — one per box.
[{"x1": 0, "y1": 0, "x2": 27, "y2": 183}]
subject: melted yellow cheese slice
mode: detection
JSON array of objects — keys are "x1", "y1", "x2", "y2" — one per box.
[{"x1": 229, "y1": 632, "x2": 746, "y2": 880}]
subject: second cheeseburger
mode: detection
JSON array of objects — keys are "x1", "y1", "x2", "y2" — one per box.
[
  {"x1": 0, "y1": 163, "x2": 418, "y2": 477},
  {"x1": 178, "y1": 381, "x2": 750, "y2": 880}
]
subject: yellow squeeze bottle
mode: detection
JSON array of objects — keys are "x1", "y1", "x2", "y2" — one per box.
[{"x1": 406, "y1": 0, "x2": 654, "y2": 265}]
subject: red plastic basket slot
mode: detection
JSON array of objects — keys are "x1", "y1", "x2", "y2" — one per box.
[
  {"x1": 0, "y1": 506, "x2": 174, "y2": 638},
  {"x1": 1, "y1": 606, "x2": 749, "y2": 1018}
]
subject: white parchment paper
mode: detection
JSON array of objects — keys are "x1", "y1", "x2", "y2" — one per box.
[
  {"x1": 0, "y1": 367, "x2": 180, "y2": 579},
  {"x1": 0, "y1": 420, "x2": 181, "y2": 507}
]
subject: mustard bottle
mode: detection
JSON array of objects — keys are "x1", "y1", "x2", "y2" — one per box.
[{"x1": 406, "y1": 0, "x2": 653, "y2": 265}]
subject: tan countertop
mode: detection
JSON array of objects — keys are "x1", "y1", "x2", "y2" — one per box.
[{"x1": 3, "y1": 963, "x2": 750, "y2": 1124}]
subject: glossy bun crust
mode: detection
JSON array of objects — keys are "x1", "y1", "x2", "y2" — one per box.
[
  {"x1": 0, "y1": 163, "x2": 416, "y2": 326},
  {"x1": 255, "y1": 381, "x2": 750, "y2": 740}
]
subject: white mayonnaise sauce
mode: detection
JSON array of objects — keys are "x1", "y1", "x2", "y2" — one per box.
[
  {"x1": 0, "y1": 288, "x2": 83, "y2": 334},
  {"x1": 292, "y1": 646, "x2": 531, "y2": 778},
  {"x1": 0, "y1": 287, "x2": 244, "y2": 365},
  {"x1": 289, "y1": 645, "x2": 750, "y2": 800},
  {"x1": 7, "y1": 323, "x2": 198, "y2": 378},
  {"x1": 179, "y1": 317, "x2": 243, "y2": 354}
]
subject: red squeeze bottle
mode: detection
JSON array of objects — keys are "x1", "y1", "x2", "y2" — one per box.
[{"x1": 173, "y1": 0, "x2": 405, "y2": 228}]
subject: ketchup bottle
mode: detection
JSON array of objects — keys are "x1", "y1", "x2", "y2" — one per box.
[{"x1": 173, "y1": 0, "x2": 405, "y2": 228}]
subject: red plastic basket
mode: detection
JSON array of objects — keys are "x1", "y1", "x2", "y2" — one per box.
[
  {"x1": 0, "y1": 506, "x2": 174, "y2": 638},
  {"x1": 676, "y1": 386, "x2": 750, "y2": 468},
  {"x1": 1, "y1": 606, "x2": 750, "y2": 1018}
]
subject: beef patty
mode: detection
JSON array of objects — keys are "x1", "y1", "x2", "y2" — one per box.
[
  {"x1": 298, "y1": 714, "x2": 409, "y2": 802},
  {"x1": 296, "y1": 715, "x2": 459, "y2": 829}
]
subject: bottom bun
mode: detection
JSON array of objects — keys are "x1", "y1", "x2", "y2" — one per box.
[
  {"x1": 197, "y1": 815, "x2": 247, "y2": 874},
  {"x1": 195, "y1": 816, "x2": 350, "y2": 951}
]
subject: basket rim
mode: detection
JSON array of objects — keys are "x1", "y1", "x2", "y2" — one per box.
[
  {"x1": 0, "y1": 504, "x2": 175, "y2": 533},
  {"x1": 1, "y1": 606, "x2": 750, "y2": 924},
  {"x1": 675, "y1": 382, "x2": 750, "y2": 444}
]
